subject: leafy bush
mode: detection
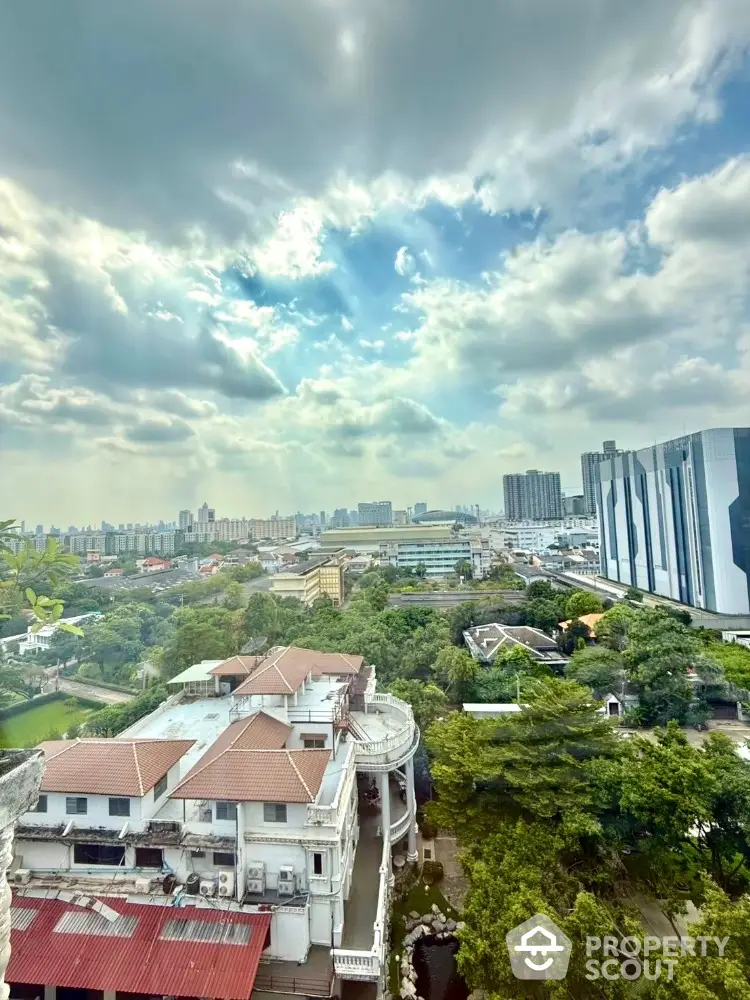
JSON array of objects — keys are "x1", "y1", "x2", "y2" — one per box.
[{"x1": 422, "y1": 860, "x2": 444, "y2": 885}]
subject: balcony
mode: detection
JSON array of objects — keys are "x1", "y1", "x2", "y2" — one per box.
[
  {"x1": 349, "y1": 693, "x2": 419, "y2": 771},
  {"x1": 332, "y1": 811, "x2": 391, "y2": 982}
]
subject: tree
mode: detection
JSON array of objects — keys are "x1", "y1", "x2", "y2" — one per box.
[
  {"x1": 221, "y1": 581, "x2": 246, "y2": 611},
  {"x1": 434, "y1": 645, "x2": 480, "y2": 699},
  {"x1": 427, "y1": 678, "x2": 622, "y2": 840},
  {"x1": 160, "y1": 620, "x2": 235, "y2": 679},
  {"x1": 596, "y1": 603, "x2": 638, "y2": 650},
  {"x1": 565, "y1": 590, "x2": 603, "y2": 619},
  {"x1": 565, "y1": 646, "x2": 625, "y2": 696},
  {"x1": 414, "y1": 562, "x2": 427, "y2": 579},
  {"x1": 524, "y1": 597, "x2": 560, "y2": 633},
  {"x1": 648, "y1": 876, "x2": 750, "y2": 999},
  {"x1": 557, "y1": 617, "x2": 592, "y2": 655},
  {"x1": 388, "y1": 679, "x2": 448, "y2": 731},
  {"x1": 625, "y1": 586, "x2": 643, "y2": 602},
  {"x1": 447, "y1": 602, "x2": 477, "y2": 645},
  {"x1": 525, "y1": 579, "x2": 556, "y2": 601},
  {"x1": 704, "y1": 641, "x2": 750, "y2": 691},
  {"x1": 454, "y1": 558, "x2": 474, "y2": 579},
  {"x1": 243, "y1": 592, "x2": 281, "y2": 642}
]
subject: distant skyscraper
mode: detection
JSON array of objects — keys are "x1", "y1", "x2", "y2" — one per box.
[
  {"x1": 35, "y1": 524, "x2": 43, "y2": 536},
  {"x1": 358, "y1": 501, "x2": 393, "y2": 526},
  {"x1": 349, "y1": 510, "x2": 359, "y2": 526},
  {"x1": 414, "y1": 503, "x2": 428, "y2": 517},
  {"x1": 597, "y1": 428, "x2": 750, "y2": 614},
  {"x1": 581, "y1": 440, "x2": 620, "y2": 516},
  {"x1": 563, "y1": 494, "x2": 586, "y2": 516},
  {"x1": 197, "y1": 502, "x2": 215, "y2": 524},
  {"x1": 503, "y1": 470, "x2": 563, "y2": 521},
  {"x1": 178, "y1": 509, "x2": 194, "y2": 532},
  {"x1": 319, "y1": 510, "x2": 327, "y2": 528}
]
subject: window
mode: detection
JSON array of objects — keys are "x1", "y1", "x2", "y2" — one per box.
[
  {"x1": 213, "y1": 851, "x2": 236, "y2": 867},
  {"x1": 303, "y1": 738, "x2": 326, "y2": 749},
  {"x1": 135, "y1": 847, "x2": 163, "y2": 868},
  {"x1": 263, "y1": 803, "x2": 287, "y2": 823},
  {"x1": 216, "y1": 801, "x2": 237, "y2": 821},
  {"x1": 190, "y1": 850, "x2": 206, "y2": 859},
  {"x1": 66, "y1": 797, "x2": 87, "y2": 815},
  {"x1": 32, "y1": 795, "x2": 47, "y2": 813},
  {"x1": 73, "y1": 843, "x2": 125, "y2": 866},
  {"x1": 109, "y1": 797, "x2": 130, "y2": 817},
  {"x1": 153, "y1": 773, "x2": 168, "y2": 801},
  {"x1": 312, "y1": 852, "x2": 323, "y2": 876}
]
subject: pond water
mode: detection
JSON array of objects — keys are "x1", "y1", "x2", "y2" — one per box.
[{"x1": 412, "y1": 936, "x2": 468, "y2": 1000}]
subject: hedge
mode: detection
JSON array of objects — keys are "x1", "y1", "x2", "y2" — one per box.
[{"x1": 0, "y1": 691, "x2": 103, "y2": 721}]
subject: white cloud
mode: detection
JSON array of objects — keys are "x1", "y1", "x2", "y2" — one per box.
[{"x1": 394, "y1": 246, "x2": 416, "y2": 277}]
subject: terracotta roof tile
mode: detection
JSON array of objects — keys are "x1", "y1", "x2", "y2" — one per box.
[
  {"x1": 231, "y1": 646, "x2": 363, "y2": 697},
  {"x1": 37, "y1": 739, "x2": 195, "y2": 797},
  {"x1": 209, "y1": 655, "x2": 262, "y2": 677},
  {"x1": 170, "y1": 749, "x2": 331, "y2": 803},
  {"x1": 177, "y1": 712, "x2": 291, "y2": 785}
]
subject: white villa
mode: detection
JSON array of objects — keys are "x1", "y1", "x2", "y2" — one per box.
[{"x1": 8, "y1": 646, "x2": 419, "y2": 1000}]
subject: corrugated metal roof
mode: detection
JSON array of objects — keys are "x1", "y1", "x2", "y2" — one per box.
[{"x1": 8, "y1": 895, "x2": 271, "y2": 1000}]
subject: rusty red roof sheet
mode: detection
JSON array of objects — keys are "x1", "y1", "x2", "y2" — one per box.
[
  {"x1": 8, "y1": 896, "x2": 271, "y2": 1000},
  {"x1": 37, "y1": 739, "x2": 195, "y2": 796}
]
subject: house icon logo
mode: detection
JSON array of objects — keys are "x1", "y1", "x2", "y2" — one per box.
[{"x1": 506, "y1": 913, "x2": 572, "y2": 980}]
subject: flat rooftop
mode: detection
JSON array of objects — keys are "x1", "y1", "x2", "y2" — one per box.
[{"x1": 121, "y1": 697, "x2": 239, "y2": 774}]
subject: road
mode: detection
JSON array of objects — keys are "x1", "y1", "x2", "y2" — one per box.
[
  {"x1": 54, "y1": 677, "x2": 133, "y2": 705},
  {"x1": 388, "y1": 590, "x2": 526, "y2": 609}
]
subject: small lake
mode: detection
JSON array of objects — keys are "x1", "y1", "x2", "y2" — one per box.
[{"x1": 413, "y1": 936, "x2": 468, "y2": 1000}]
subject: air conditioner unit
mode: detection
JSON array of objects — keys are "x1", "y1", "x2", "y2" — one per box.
[
  {"x1": 199, "y1": 879, "x2": 216, "y2": 897},
  {"x1": 217, "y1": 870, "x2": 235, "y2": 897},
  {"x1": 246, "y1": 861, "x2": 266, "y2": 894},
  {"x1": 277, "y1": 866, "x2": 296, "y2": 896},
  {"x1": 12, "y1": 869, "x2": 31, "y2": 886},
  {"x1": 134, "y1": 877, "x2": 152, "y2": 894}
]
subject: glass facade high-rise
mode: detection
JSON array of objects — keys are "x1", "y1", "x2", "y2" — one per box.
[
  {"x1": 597, "y1": 428, "x2": 750, "y2": 614},
  {"x1": 503, "y1": 470, "x2": 563, "y2": 521},
  {"x1": 414, "y1": 502, "x2": 428, "y2": 517},
  {"x1": 581, "y1": 440, "x2": 620, "y2": 515}
]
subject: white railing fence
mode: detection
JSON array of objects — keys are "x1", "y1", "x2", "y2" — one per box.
[{"x1": 332, "y1": 835, "x2": 391, "y2": 981}]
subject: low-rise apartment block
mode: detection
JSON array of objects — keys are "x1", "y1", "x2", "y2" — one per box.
[
  {"x1": 10, "y1": 646, "x2": 418, "y2": 998},
  {"x1": 379, "y1": 537, "x2": 490, "y2": 578},
  {"x1": 270, "y1": 551, "x2": 346, "y2": 606}
]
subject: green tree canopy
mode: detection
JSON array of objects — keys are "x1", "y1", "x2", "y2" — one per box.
[
  {"x1": 565, "y1": 589, "x2": 604, "y2": 619},
  {"x1": 565, "y1": 645, "x2": 625, "y2": 696}
]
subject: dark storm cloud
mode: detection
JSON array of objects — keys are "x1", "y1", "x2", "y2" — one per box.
[{"x1": 0, "y1": 0, "x2": 727, "y2": 240}]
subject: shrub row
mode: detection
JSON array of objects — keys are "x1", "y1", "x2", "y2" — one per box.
[{"x1": 0, "y1": 691, "x2": 103, "y2": 721}]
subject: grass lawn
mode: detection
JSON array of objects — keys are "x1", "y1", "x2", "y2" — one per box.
[
  {"x1": 389, "y1": 879, "x2": 461, "y2": 995},
  {"x1": 0, "y1": 698, "x2": 96, "y2": 748}
]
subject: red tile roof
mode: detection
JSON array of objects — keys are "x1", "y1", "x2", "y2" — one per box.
[
  {"x1": 170, "y1": 748, "x2": 331, "y2": 803},
  {"x1": 229, "y1": 646, "x2": 363, "y2": 697},
  {"x1": 37, "y1": 739, "x2": 195, "y2": 796},
  {"x1": 8, "y1": 896, "x2": 271, "y2": 1000},
  {"x1": 178, "y1": 712, "x2": 291, "y2": 785},
  {"x1": 210, "y1": 655, "x2": 262, "y2": 677}
]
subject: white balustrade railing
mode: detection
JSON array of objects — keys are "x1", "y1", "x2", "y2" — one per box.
[
  {"x1": 390, "y1": 808, "x2": 412, "y2": 843},
  {"x1": 351, "y1": 692, "x2": 416, "y2": 765},
  {"x1": 306, "y1": 743, "x2": 356, "y2": 827},
  {"x1": 332, "y1": 834, "x2": 391, "y2": 981}
]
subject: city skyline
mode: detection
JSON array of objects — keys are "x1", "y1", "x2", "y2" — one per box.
[{"x1": 3, "y1": 4, "x2": 750, "y2": 526}]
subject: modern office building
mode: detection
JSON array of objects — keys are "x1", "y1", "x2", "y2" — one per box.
[
  {"x1": 596, "y1": 428, "x2": 750, "y2": 613},
  {"x1": 357, "y1": 501, "x2": 393, "y2": 526},
  {"x1": 503, "y1": 470, "x2": 563, "y2": 521},
  {"x1": 413, "y1": 503, "x2": 428, "y2": 518},
  {"x1": 582, "y1": 440, "x2": 620, "y2": 515},
  {"x1": 178, "y1": 508, "x2": 194, "y2": 531}
]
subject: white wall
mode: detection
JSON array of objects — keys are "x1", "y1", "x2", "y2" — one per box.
[{"x1": 20, "y1": 792, "x2": 143, "y2": 831}]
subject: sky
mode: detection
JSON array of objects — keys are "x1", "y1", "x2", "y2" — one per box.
[{"x1": 2, "y1": 0, "x2": 750, "y2": 525}]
